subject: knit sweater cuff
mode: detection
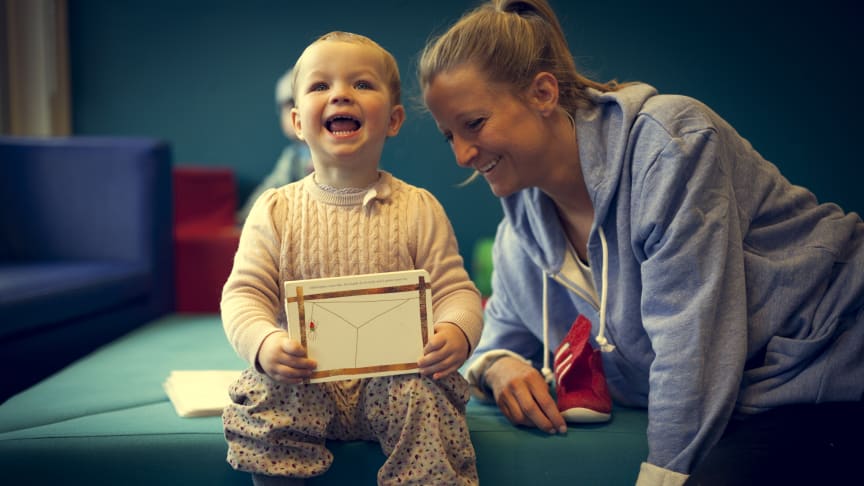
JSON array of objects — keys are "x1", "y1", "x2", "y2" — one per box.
[
  {"x1": 435, "y1": 299, "x2": 484, "y2": 353},
  {"x1": 241, "y1": 324, "x2": 284, "y2": 368}
]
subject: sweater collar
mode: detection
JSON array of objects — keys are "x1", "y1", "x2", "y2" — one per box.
[{"x1": 303, "y1": 170, "x2": 392, "y2": 208}]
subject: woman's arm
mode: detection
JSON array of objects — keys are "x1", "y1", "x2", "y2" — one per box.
[{"x1": 632, "y1": 118, "x2": 748, "y2": 475}]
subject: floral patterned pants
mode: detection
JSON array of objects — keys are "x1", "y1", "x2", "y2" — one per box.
[{"x1": 223, "y1": 369, "x2": 478, "y2": 485}]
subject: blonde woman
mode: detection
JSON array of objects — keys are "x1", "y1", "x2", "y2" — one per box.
[{"x1": 419, "y1": 1, "x2": 864, "y2": 484}]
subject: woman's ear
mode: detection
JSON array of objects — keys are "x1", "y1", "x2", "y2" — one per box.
[{"x1": 528, "y1": 72, "x2": 560, "y2": 117}]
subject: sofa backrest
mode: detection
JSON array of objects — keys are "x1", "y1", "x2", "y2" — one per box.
[{"x1": 0, "y1": 136, "x2": 172, "y2": 262}]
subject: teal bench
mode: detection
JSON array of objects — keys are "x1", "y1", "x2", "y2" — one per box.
[{"x1": 0, "y1": 315, "x2": 648, "y2": 485}]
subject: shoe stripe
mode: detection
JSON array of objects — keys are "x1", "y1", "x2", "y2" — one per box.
[
  {"x1": 555, "y1": 349, "x2": 574, "y2": 369},
  {"x1": 554, "y1": 342, "x2": 570, "y2": 363},
  {"x1": 557, "y1": 360, "x2": 574, "y2": 379},
  {"x1": 556, "y1": 354, "x2": 574, "y2": 379},
  {"x1": 558, "y1": 353, "x2": 574, "y2": 369}
]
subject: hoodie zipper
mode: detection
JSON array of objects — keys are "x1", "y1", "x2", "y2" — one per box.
[{"x1": 549, "y1": 271, "x2": 599, "y2": 310}]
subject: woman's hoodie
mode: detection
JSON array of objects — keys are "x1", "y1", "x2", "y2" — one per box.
[{"x1": 472, "y1": 83, "x2": 864, "y2": 477}]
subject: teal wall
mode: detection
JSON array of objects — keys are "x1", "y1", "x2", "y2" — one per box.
[{"x1": 67, "y1": 0, "x2": 861, "y2": 271}]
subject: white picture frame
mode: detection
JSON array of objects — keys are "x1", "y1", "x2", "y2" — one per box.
[{"x1": 283, "y1": 269, "x2": 433, "y2": 383}]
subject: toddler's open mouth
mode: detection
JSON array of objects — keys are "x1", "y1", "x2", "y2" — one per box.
[{"x1": 326, "y1": 115, "x2": 361, "y2": 136}]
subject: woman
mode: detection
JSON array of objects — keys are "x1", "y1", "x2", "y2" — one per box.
[{"x1": 419, "y1": 0, "x2": 864, "y2": 484}]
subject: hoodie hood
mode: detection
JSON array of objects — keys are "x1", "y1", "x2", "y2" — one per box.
[
  {"x1": 502, "y1": 188, "x2": 568, "y2": 272},
  {"x1": 575, "y1": 84, "x2": 659, "y2": 227}
]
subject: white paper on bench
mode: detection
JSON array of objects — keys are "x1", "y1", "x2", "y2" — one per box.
[{"x1": 163, "y1": 370, "x2": 242, "y2": 417}]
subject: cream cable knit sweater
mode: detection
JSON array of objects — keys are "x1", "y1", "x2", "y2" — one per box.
[{"x1": 221, "y1": 171, "x2": 483, "y2": 367}]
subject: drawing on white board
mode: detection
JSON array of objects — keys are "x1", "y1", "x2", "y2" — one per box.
[{"x1": 283, "y1": 269, "x2": 433, "y2": 383}]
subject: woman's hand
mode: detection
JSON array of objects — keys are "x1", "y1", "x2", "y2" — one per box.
[
  {"x1": 485, "y1": 356, "x2": 568, "y2": 434},
  {"x1": 418, "y1": 322, "x2": 470, "y2": 380},
  {"x1": 256, "y1": 331, "x2": 317, "y2": 384}
]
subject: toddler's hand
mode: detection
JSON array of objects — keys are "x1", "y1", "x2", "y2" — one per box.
[
  {"x1": 418, "y1": 322, "x2": 469, "y2": 380},
  {"x1": 257, "y1": 331, "x2": 316, "y2": 384}
]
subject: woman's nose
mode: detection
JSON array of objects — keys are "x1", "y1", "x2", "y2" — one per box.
[{"x1": 452, "y1": 137, "x2": 477, "y2": 168}]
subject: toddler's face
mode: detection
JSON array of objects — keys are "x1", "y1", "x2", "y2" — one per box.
[{"x1": 291, "y1": 40, "x2": 404, "y2": 170}]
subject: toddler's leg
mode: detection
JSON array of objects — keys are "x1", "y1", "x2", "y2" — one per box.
[
  {"x1": 363, "y1": 373, "x2": 478, "y2": 486},
  {"x1": 223, "y1": 369, "x2": 335, "y2": 478}
]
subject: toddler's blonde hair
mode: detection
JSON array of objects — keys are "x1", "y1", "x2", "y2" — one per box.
[{"x1": 293, "y1": 31, "x2": 402, "y2": 107}]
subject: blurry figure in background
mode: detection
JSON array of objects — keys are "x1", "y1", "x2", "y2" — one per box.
[{"x1": 236, "y1": 67, "x2": 313, "y2": 224}]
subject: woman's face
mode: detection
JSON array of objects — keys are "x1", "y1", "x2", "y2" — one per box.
[{"x1": 423, "y1": 64, "x2": 551, "y2": 197}]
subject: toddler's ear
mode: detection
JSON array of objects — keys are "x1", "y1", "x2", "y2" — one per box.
[
  {"x1": 280, "y1": 106, "x2": 300, "y2": 141},
  {"x1": 290, "y1": 107, "x2": 305, "y2": 141},
  {"x1": 387, "y1": 104, "x2": 406, "y2": 137}
]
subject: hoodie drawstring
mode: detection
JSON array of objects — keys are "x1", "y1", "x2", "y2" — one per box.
[
  {"x1": 541, "y1": 275, "x2": 553, "y2": 382},
  {"x1": 542, "y1": 226, "x2": 615, "y2": 382},
  {"x1": 595, "y1": 227, "x2": 616, "y2": 353}
]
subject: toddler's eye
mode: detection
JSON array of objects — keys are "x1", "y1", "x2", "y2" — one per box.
[
  {"x1": 355, "y1": 80, "x2": 373, "y2": 90},
  {"x1": 311, "y1": 82, "x2": 328, "y2": 92}
]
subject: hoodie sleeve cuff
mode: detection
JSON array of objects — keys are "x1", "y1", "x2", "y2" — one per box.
[
  {"x1": 465, "y1": 349, "x2": 533, "y2": 402},
  {"x1": 636, "y1": 462, "x2": 689, "y2": 486}
]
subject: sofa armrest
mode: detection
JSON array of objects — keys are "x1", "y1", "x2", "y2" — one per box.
[{"x1": 0, "y1": 135, "x2": 175, "y2": 313}]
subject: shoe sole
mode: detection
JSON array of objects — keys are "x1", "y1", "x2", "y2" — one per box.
[{"x1": 561, "y1": 407, "x2": 612, "y2": 423}]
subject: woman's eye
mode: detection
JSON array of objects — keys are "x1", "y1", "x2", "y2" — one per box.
[
  {"x1": 467, "y1": 118, "x2": 485, "y2": 131},
  {"x1": 443, "y1": 132, "x2": 453, "y2": 144}
]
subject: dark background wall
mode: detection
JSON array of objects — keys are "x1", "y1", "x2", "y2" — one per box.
[{"x1": 67, "y1": 0, "x2": 862, "y2": 272}]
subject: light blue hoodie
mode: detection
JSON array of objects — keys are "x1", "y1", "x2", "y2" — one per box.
[{"x1": 477, "y1": 83, "x2": 864, "y2": 475}]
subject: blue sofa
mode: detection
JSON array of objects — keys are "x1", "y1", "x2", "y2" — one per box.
[{"x1": 0, "y1": 135, "x2": 175, "y2": 402}]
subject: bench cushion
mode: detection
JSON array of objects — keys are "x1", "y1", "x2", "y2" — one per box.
[{"x1": 0, "y1": 315, "x2": 648, "y2": 485}]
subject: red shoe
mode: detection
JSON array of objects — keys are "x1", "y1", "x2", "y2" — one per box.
[{"x1": 553, "y1": 315, "x2": 612, "y2": 423}]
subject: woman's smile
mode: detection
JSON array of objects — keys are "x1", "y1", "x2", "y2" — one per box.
[{"x1": 478, "y1": 157, "x2": 500, "y2": 173}]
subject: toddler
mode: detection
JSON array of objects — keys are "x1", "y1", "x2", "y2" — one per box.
[{"x1": 221, "y1": 31, "x2": 482, "y2": 486}]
